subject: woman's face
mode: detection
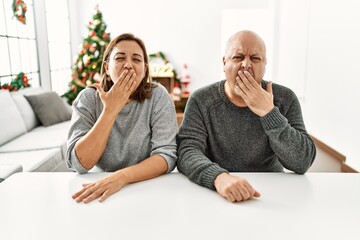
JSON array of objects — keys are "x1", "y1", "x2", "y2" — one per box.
[{"x1": 105, "y1": 40, "x2": 146, "y2": 89}]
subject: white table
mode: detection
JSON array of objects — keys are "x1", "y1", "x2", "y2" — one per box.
[{"x1": 0, "y1": 172, "x2": 359, "y2": 240}]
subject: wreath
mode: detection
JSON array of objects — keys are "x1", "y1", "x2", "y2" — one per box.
[
  {"x1": 12, "y1": 0, "x2": 27, "y2": 24},
  {"x1": 0, "y1": 72, "x2": 31, "y2": 91}
]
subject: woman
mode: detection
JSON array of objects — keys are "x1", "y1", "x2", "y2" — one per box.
[{"x1": 66, "y1": 33, "x2": 177, "y2": 203}]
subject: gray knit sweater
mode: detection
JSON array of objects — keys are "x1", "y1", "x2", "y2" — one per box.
[
  {"x1": 177, "y1": 80, "x2": 316, "y2": 190},
  {"x1": 66, "y1": 83, "x2": 178, "y2": 174}
]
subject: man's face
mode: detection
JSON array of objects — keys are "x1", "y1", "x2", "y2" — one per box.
[{"x1": 223, "y1": 33, "x2": 267, "y2": 95}]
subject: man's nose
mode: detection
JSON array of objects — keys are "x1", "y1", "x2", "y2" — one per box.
[{"x1": 241, "y1": 59, "x2": 251, "y2": 70}]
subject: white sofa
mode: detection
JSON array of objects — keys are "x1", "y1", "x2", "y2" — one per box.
[{"x1": 0, "y1": 88, "x2": 72, "y2": 180}]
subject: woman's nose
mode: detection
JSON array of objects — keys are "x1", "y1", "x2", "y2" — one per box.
[{"x1": 124, "y1": 61, "x2": 133, "y2": 69}]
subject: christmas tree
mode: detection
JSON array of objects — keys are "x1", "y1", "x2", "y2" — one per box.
[{"x1": 62, "y1": 6, "x2": 110, "y2": 105}]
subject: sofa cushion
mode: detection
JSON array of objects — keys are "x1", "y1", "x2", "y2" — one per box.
[
  {"x1": 24, "y1": 92, "x2": 72, "y2": 127},
  {"x1": 0, "y1": 90, "x2": 27, "y2": 145},
  {"x1": 0, "y1": 148, "x2": 63, "y2": 172},
  {"x1": 0, "y1": 163, "x2": 23, "y2": 182},
  {"x1": 11, "y1": 94, "x2": 40, "y2": 131},
  {"x1": 0, "y1": 121, "x2": 70, "y2": 158},
  {"x1": 10, "y1": 87, "x2": 48, "y2": 131}
]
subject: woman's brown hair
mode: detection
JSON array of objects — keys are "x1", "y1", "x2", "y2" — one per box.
[{"x1": 98, "y1": 33, "x2": 155, "y2": 102}]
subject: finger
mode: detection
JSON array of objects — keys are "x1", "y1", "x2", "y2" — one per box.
[
  {"x1": 266, "y1": 81, "x2": 273, "y2": 95},
  {"x1": 235, "y1": 77, "x2": 247, "y2": 97},
  {"x1": 243, "y1": 71, "x2": 259, "y2": 89},
  {"x1": 75, "y1": 186, "x2": 96, "y2": 203},
  {"x1": 72, "y1": 187, "x2": 87, "y2": 200},
  {"x1": 231, "y1": 189, "x2": 243, "y2": 202},
  {"x1": 237, "y1": 72, "x2": 252, "y2": 93},
  {"x1": 253, "y1": 191, "x2": 261, "y2": 198},
  {"x1": 226, "y1": 193, "x2": 236, "y2": 203},
  {"x1": 72, "y1": 183, "x2": 94, "y2": 199},
  {"x1": 244, "y1": 182, "x2": 261, "y2": 198},
  {"x1": 83, "y1": 189, "x2": 104, "y2": 204},
  {"x1": 113, "y1": 70, "x2": 129, "y2": 88},
  {"x1": 239, "y1": 71, "x2": 256, "y2": 92},
  {"x1": 125, "y1": 73, "x2": 137, "y2": 94},
  {"x1": 224, "y1": 189, "x2": 236, "y2": 202},
  {"x1": 99, "y1": 189, "x2": 111, "y2": 202},
  {"x1": 118, "y1": 70, "x2": 134, "y2": 89},
  {"x1": 92, "y1": 83, "x2": 105, "y2": 95},
  {"x1": 239, "y1": 187, "x2": 251, "y2": 201}
]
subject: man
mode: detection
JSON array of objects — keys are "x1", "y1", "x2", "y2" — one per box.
[{"x1": 177, "y1": 30, "x2": 316, "y2": 203}]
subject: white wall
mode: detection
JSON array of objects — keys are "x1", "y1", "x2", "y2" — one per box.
[
  {"x1": 304, "y1": 0, "x2": 360, "y2": 170},
  {"x1": 71, "y1": 0, "x2": 270, "y2": 92},
  {"x1": 278, "y1": 0, "x2": 360, "y2": 171},
  {"x1": 72, "y1": 0, "x2": 360, "y2": 171},
  {"x1": 221, "y1": 7, "x2": 275, "y2": 83}
]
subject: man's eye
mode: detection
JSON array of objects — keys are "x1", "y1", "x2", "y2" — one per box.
[
  {"x1": 133, "y1": 59, "x2": 141, "y2": 62},
  {"x1": 115, "y1": 57, "x2": 125, "y2": 60}
]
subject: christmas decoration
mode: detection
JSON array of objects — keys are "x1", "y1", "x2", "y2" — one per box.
[
  {"x1": 180, "y1": 64, "x2": 191, "y2": 94},
  {"x1": 149, "y1": 51, "x2": 181, "y2": 88},
  {"x1": 62, "y1": 6, "x2": 110, "y2": 105},
  {"x1": 12, "y1": 0, "x2": 27, "y2": 24},
  {"x1": 0, "y1": 72, "x2": 30, "y2": 91}
]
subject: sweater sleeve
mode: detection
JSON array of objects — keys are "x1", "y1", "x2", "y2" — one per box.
[
  {"x1": 260, "y1": 96, "x2": 316, "y2": 174},
  {"x1": 177, "y1": 95, "x2": 228, "y2": 190},
  {"x1": 150, "y1": 86, "x2": 178, "y2": 173},
  {"x1": 66, "y1": 89, "x2": 98, "y2": 174}
]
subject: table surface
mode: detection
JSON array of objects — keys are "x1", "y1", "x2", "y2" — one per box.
[{"x1": 0, "y1": 172, "x2": 359, "y2": 240}]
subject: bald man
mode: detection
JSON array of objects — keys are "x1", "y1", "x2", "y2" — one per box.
[{"x1": 177, "y1": 30, "x2": 316, "y2": 203}]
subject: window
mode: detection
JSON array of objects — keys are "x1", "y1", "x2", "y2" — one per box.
[
  {"x1": 0, "y1": 0, "x2": 40, "y2": 88},
  {"x1": 45, "y1": 0, "x2": 71, "y2": 95}
]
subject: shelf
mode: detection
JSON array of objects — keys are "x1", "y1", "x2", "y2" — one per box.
[
  {"x1": 151, "y1": 75, "x2": 189, "y2": 114},
  {"x1": 152, "y1": 76, "x2": 174, "y2": 94}
]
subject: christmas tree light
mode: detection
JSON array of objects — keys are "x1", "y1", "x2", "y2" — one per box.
[{"x1": 62, "y1": 6, "x2": 110, "y2": 105}]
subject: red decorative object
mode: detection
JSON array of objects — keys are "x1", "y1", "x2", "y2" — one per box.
[
  {"x1": 0, "y1": 72, "x2": 31, "y2": 91},
  {"x1": 12, "y1": 0, "x2": 27, "y2": 24},
  {"x1": 180, "y1": 64, "x2": 191, "y2": 94}
]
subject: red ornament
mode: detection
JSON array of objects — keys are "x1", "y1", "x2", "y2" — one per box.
[{"x1": 12, "y1": 0, "x2": 27, "y2": 24}]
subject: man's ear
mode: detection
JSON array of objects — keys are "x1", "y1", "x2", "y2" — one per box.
[{"x1": 222, "y1": 56, "x2": 226, "y2": 72}]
